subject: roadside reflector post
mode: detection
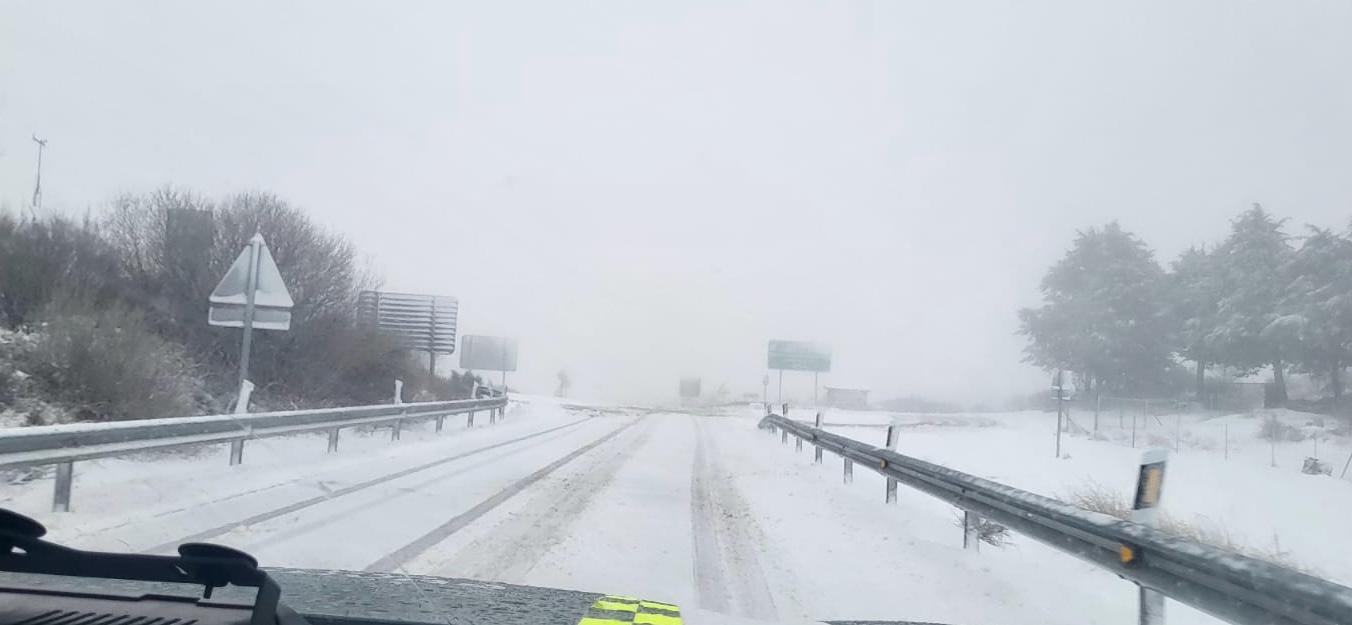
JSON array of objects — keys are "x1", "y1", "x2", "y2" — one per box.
[
  {"x1": 884, "y1": 425, "x2": 899, "y2": 503},
  {"x1": 843, "y1": 458, "x2": 854, "y2": 484},
  {"x1": 229, "y1": 439, "x2": 245, "y2": 466},
  {"x1": 52, "y1": 462, "x2": 74, "y2": 512},
  {"x1": 327, "y1": 428, "x2": 340, "y2": 453},
  {"x1": 963, "y1": 510, "x2": 981, "y2": 552},
  {"x1": 1132, "y1": 448, "x2": 1169, "y2": 625}
]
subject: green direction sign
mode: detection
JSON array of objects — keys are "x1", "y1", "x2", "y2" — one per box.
[{"x1": 767, "y1": 340, "x2": 831, "y2": 372}]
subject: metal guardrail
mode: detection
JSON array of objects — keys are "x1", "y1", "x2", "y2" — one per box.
[
  {"x1": 0, "y1": 394, "x2": 509, "y2": 512},
  {"x1": 761, "y1": 414, "x2": 1352, "y2": 625}
]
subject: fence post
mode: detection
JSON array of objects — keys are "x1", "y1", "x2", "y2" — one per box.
[
  {"x1": 813, "y1": 411, "x2": 824, "y2": 463},
  {"x1": 229, "y1": 439, "x2": 245, "y2": 465},
  {"x1": 327, "y1": 428, "x2": 340, "y2": 453},
  {"x1": 52, "y1": 462, "x2": 74, "y2": 512},
  {"x1": 1094, "y1": 393, "x2": 1100, "y2": 433},
  {"x1": 843, "y1": 458, "x2": 853, "y2": 484},
  {"x1": 963, "y1": 510, "x2": 980, "y2": 552},
  {"x1": 884, "y1": 425, "x2": 899, "y2": 503}
]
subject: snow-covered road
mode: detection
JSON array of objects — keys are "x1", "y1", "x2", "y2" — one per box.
[{"x1": 3, "y1": 396, "x2": 1345, "y2": 625}]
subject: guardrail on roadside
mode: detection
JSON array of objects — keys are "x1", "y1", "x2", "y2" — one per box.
[
  {"x1": 760, "y1": 413, "x2": 1352, "y2": 625},
  {"x1": 0, "y1": 393, "x2": 510, "y2": 512}
]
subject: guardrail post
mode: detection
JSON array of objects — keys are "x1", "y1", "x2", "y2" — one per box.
[
  {"x1": 229, "y1": 439, "x2": 245, "y2": 466},
  {"x1": 327, "y1": 428, "x2": 340, "y2": 453},
  {"x1": 468, "y1": 411, "x2": 475, "y2": 428},
  {"x1": 490, "y1": 408, "x2": 497, "y2": 425},
  {"x1": 813, "y1": 412, "x2": 824, "y2": 463},
  {"x1": 963, "y1": 511, "x2": 980, "y2": 552},
  {"x1": 843, "y1": 458, "x2": 853, "y2": 484},
  {"x1": 781, "y1": 429, "x2": 788, "y2": 444},
  {"x1": 795, "y1": 437, "x2": 803, "y2": 452},
  {"x1": 435, "y1": 415, "x2": 445, "y2": 432},
  {"x1": 52, "y1": 462, "x2": 74, "y2": 512},
  {"x1": 884, "y1": 425, "x2": 899, "y2": 503},
  {"x1": 391, "y1": 420, "x2": 402, "y2": 441}
]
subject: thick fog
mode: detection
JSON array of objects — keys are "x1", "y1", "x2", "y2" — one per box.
[{"x1": 2, "y1": 1, "x2": 1350, "y2": 405}]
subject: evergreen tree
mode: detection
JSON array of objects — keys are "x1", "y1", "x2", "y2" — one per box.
[
  {"x1": 1208, "y1": 205, "x2": 1293, "y2": 403},
  {"x1": 1019, "y1": 222, "x2": 1173, "y2": 394},
  {"x1": 1279, "y1": 227, "x2": 1352, "y2": 404},
  {"x1": 1167, "y1": 246, "x2": 1221, "y2": 400}
]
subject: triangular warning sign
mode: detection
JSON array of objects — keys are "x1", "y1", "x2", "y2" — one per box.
[{"x1": 208, "y1": 233, "x2": 294, "y2": 331}]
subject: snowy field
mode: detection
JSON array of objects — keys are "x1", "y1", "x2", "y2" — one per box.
[{"x1": 1, "y1": 396, "x2": 1348, "y2": 625}]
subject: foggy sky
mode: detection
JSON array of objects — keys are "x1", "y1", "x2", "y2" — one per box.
[{"x1": 2, "y1": 1, "x2": 1351, "y2": 404}]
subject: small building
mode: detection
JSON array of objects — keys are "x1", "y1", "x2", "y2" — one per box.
[{"x1": 825, "y1": 386, "x2": 870, "y2": 410}]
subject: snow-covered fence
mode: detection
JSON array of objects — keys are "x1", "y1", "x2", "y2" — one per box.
[
  {"x1": 0, "y1": 394, "x2": 509, "y2": 512},
  {"x1": 760, "y1": 413, "x2": 1352, "y2": 625}
]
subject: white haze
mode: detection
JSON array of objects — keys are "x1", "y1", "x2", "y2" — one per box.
[{"x1": 2, "y1": 1, "x2": 1350, "y2": 404}]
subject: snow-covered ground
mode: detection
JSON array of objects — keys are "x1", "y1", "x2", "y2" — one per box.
[{"x1": 1, "y1": 396, "x2": 1347, "y2": 625}]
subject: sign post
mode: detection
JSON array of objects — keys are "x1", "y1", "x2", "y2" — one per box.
[
  {"x1": 1132, "y1": 448, "x2": 1169, "y2": 625},
  {"x1": 209, "y1": 233, "x2": 293, "y2": 411}
]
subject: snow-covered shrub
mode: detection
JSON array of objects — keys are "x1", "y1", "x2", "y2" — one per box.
[
  {"x1": 22, "y1": 298, "x2": 202, "y2": 421},
  {"x1": 1259, "y1": 418, "x2": 1304, "y2": 442}
]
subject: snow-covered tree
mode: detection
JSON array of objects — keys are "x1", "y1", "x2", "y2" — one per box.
[
  {"x1": 1278, "y1": 227, "x2": 1352, "y2": 403},
  {"x1": 1167, "y1": 246, "x2": 1221, "y2": 399},
  {"x1": 1019, "y1": 222, "x2": 1173, "y2": 394},
  {"x1": 1207, "y1": 205, "x2": 1293, "y2": 403}
]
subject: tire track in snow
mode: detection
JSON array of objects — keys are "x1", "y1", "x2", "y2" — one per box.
[
  {"x1": 426, "y1": 417, "x2": 656, "y2": 581},
  {"x1": 145, "y1": 418, "x2": 591, "y2": 553},
  {"x1": 364, "y1": 416, "x2": 646, "y2": 572},
  {"x1": 691, "y1": 416, "x2": 779, "y2": 621},
  {"x1": 228, "y1": 423, "x2": 592, "y2": 553}
]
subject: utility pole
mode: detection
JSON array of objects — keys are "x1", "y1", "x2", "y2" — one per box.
[{"x1": 31, "y1": 134, "x2": 48, "y2": 216}]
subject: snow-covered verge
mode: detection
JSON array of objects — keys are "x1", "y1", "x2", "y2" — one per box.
[
  {"x1": 0, "y1": 396, "x2": 572, "y2": 545},
  {"x1": 786, "y1": 405, "x2": 1352, "y2": 585}
]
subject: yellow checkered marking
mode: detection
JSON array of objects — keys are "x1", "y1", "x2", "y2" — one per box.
[{"x1": 577, "y1": 595, "x2": 681, "y2": 625}]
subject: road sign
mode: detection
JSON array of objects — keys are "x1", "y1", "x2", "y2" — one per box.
[
  {"x1": 209, "y1": 234, "x2": 293, "y2": 330},
  {"x1": 358, "y1": 291, "x2": 459, "y2": 355},
  {"x1": 459, "y1": 335, "x2": 518, "y2": 372},
  {"x1": 209, "y1": 233, "x2": 294, "y2": 397},
  {"x1": 767, "y1": 340, "x2": 831, "y2": 372},
  {"x1": 679, "y1": 377, "x2": 701, "y2": 399}
]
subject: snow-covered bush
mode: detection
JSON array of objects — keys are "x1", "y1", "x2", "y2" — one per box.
[{"x1": 22, "y1": 298, "x2": 202, "y2": 421}]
